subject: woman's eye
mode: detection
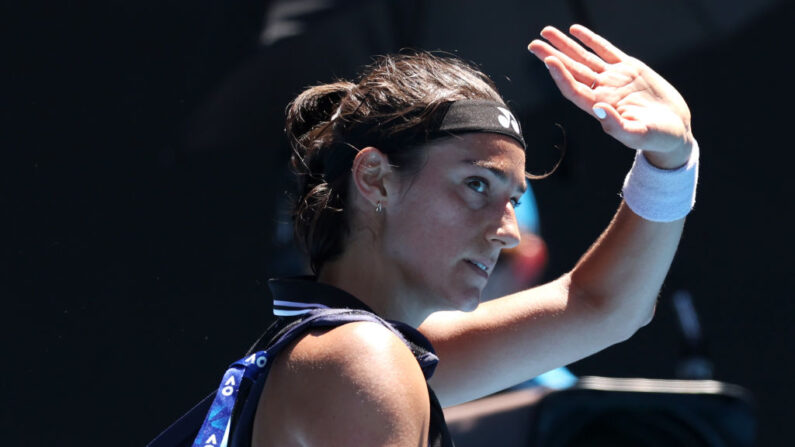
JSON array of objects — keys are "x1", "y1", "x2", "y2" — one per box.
[{"x1": 467, "y1": 178, "x2": 488, "y2": 193}]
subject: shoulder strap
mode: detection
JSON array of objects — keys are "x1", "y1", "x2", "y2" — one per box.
[{"x1": 147, "y1": 308, "x2": 402, "y2": 447}]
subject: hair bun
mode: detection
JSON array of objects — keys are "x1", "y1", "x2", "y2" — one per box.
[{"x1": 286, "y1": 81, "x2": 356, "y2": 157}]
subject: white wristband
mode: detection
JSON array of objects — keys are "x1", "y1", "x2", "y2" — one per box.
[{"x1": 621, "y1": 140, "x2": 699, "y2": 222}]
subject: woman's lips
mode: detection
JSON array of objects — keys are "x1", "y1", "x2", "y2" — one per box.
[{"x1": 465, "y1": 259, "x2": 490, "y2": 279}]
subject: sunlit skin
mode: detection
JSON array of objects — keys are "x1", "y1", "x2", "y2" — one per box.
[{"x1": 319, "y1": 133, "x2": 527, "y2": 327}]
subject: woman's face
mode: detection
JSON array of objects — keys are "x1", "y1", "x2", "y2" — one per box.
[{"x1": 382, "y1": 133, "x2": 526, "y2": 312}]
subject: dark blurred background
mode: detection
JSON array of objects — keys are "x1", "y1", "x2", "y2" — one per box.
[{"x1": 5, "y1": 0, "x2": 794, "y2": 445}]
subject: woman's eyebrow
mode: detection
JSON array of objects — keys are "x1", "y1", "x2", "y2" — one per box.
[{"x1": 462, "y1": 159, "x2": 527, "y2": 194}]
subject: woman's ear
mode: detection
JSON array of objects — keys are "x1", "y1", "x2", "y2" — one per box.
[{"x1": 351, "y1": 146, "x2": 392, "y2": 210}]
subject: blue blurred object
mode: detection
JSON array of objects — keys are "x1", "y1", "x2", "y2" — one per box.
[
  {"x1": 510, "y1": 366, "x2": 577, "y2": 391},
  {"x1": 530, "y1": 367, "x2": 578, "y2": 390},
  {"x1": 516, "y1": 187, "x2": 541, "y2": 234}
]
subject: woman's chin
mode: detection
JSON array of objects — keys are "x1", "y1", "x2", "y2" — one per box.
[
  {"x1": 458, "y1": 298, "x2": 480, "y2": 312},
  {"x1": 424, "y1": 283, "x2": 482, "y2": 314},
  {"x1": 450, "y1": 289, "x2": 481, "y2": 312}
]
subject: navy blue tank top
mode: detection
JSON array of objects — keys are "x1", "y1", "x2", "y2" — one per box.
[{"x1": 229, "y1": 277, "x2": 454, "y2": 447}]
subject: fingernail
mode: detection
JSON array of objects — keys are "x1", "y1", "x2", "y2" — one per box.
[{"x1": 593, "y1": 106, "x2": 607, "y2": 119}]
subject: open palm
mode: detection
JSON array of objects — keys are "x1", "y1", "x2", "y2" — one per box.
[{"x1": 529, "y1": 25, "x2": 695, "y2": 169}]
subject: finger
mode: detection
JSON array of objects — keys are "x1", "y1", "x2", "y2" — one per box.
[
  {"x1": 569, "y1": 24, "x2": 627, "y2": 64},
  {"x1": 539, "y1": 26, "x2": 608, "y2": 73},
  {"x1": 593, "y1": 102, "x2": 647, "y2": 146},
  {"x1": 544, "y1": 56, "x2": 596, "y2": 114},
  {"x1": 528, "y1": 40, "x2": 597, "y2": 86}
]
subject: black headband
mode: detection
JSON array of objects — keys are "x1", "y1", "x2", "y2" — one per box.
[
  {"x1": 431, "y1": 99, "x2": 526, "y2": 149},
  {"x1": 322, "y1": 99, "x2": 525, "y2": 180}
]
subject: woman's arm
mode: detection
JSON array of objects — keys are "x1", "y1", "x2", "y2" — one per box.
[{"x1": 420, "y1": 24, "x2": 697, "y2": 407}]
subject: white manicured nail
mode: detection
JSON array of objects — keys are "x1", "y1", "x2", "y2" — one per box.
[{"x1": 593, "y1": 106, "x2": 607, "y2": 119}]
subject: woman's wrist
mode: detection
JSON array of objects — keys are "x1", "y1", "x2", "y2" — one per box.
[
  {"x1": 621, "y1": 139, "x2": 699, "y2": 222},
  {"x1": 642, "y1": 135, "x2": 696, "y2": 170}
]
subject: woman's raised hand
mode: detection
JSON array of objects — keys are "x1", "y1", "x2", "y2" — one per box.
[{"x1": 528, "y1": 25, "x2": 695, "y2": 169}]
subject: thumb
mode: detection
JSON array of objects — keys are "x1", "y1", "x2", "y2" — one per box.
[
  {"x1": 591, "y1": 102, "x2": 621, "y2": 128},
  {"x1": 592, "y1": 102, "x2": 647, "y2": 143}
]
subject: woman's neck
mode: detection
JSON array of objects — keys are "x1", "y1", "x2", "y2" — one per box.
[{"x1": 317, "y1": 241, "x2": 433, "y2": 327}]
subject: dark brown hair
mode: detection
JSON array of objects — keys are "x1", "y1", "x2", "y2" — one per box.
[{"x1": 286, "y1": 52, "x2": 507, "y2": 273}]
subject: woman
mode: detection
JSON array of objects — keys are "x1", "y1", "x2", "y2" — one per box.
[{"x1": 189, "y1": 24, "x2": 698, "y2": 447}]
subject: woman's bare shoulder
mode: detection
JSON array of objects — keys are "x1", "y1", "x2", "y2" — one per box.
[{"x1": 252, "y1": 321, "x2": 430, "y2": 447}]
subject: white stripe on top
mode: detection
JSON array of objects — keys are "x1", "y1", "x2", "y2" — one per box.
[
  {"x1": 273, "y1": 299, "x2": 330, "y2": 309},
  {"x1": 273, "y1": 308, "x2": 315, "y2": 317}
]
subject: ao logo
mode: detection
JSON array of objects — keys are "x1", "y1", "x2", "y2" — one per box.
[
  {"x1": 497, "y1": 107, "x2": 520, "y2": 134},
  {"x1": 221, "y1": 375, "x2": 237, "y2": 396},
  {"x1": 245, "y1": 352, "x2": 268, "y2": 368}
]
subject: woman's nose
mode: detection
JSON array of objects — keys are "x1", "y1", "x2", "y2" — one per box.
[{"x1": 490, "y1": 202, "x2": 521, "y2": 249}]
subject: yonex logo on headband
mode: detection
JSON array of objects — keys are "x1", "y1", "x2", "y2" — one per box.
[{"x1": 497, "y1": 107, "x2": 520, "y2": 134}]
